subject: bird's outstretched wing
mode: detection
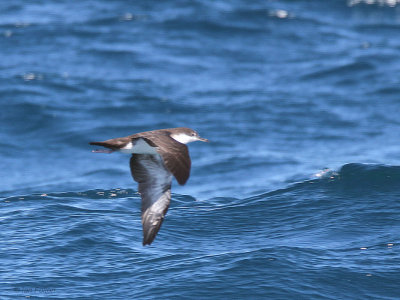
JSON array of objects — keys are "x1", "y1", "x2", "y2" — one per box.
[
  {"x1": 130, "y1": 154, "x2": 173, "y2": 245},
  {"x1": 139, "y1": 135, "x2": 191, "y2": 185}
]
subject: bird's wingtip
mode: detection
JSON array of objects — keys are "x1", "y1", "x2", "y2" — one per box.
[{"x1": 142, "y1": 238, "x2": 153, "y2": 246}]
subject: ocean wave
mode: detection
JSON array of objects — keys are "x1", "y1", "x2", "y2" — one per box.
[
  {"x1": 3, "y1": 163, "x2": 399, "y2": 202},
  {"x1": 2, "y1": 163, "x2": 399, "y2": 299},
  {"x1": 302, "y1": 61, "x2": 375, "y2": 80},
  {"x1": 348, "y1": 0, "x2": 400, "y2": 7},
  {"x1": 4, "y1": 162, "x2": 399, "y2": 227}
]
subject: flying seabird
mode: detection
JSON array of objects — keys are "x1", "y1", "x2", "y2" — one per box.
[{"x1": 89, "y1": 127, "x2": 208, "y2": 245}]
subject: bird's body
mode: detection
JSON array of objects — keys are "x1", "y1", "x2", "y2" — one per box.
[{"x1": 90, "y1": 127, "x2": 208, "y2": 245}]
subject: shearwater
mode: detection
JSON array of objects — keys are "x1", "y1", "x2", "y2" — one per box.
[{"x1": 90, "y1": 127, "x2": 208, "y2": 246}]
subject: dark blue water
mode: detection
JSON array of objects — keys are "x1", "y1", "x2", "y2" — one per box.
[{"x1": 1, "y1": 0, "x2": 400, "y2": 299}]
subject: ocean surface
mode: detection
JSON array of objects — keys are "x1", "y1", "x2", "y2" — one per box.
[{"x1": 1, "y1": 0, "x2": 400, "y2": 299}]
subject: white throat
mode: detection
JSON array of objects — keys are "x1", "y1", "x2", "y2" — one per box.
[{"x1": 170, "y1": 133, "x2": 197, "y2": 144}]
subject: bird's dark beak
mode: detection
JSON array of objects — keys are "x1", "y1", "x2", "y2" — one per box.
[{"x1": 198, "y1": 137, "x2": 209, "y2": 142}]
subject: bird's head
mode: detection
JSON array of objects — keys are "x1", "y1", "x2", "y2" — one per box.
[{"x1": 170, "y1": 127, "x2": 209, "y2": 144}]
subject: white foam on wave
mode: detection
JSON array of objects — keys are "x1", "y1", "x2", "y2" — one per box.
[{"x1": 348, "y1": 0, "x2": 399, "y2": 7}]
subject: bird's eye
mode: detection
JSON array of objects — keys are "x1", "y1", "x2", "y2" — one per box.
[{"x1": 191, "y1": 133, "x2": 196, "y2": 136}]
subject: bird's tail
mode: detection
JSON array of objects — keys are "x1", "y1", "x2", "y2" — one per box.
[
  {"x1": 90, "y1": 141, "x2": 117, "y2": 148},
  {"x1": 89, "y1": 141, "x2": 114, "y2": 153}
]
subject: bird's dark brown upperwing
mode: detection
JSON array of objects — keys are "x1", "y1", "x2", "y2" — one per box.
[{"x1": 135, "y1": 134, "x2": 191, "y2": 186}]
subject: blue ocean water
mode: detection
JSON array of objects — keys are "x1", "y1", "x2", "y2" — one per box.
[{"x1": 1, "y1": 0, "x2": 400, "y2": 298}]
